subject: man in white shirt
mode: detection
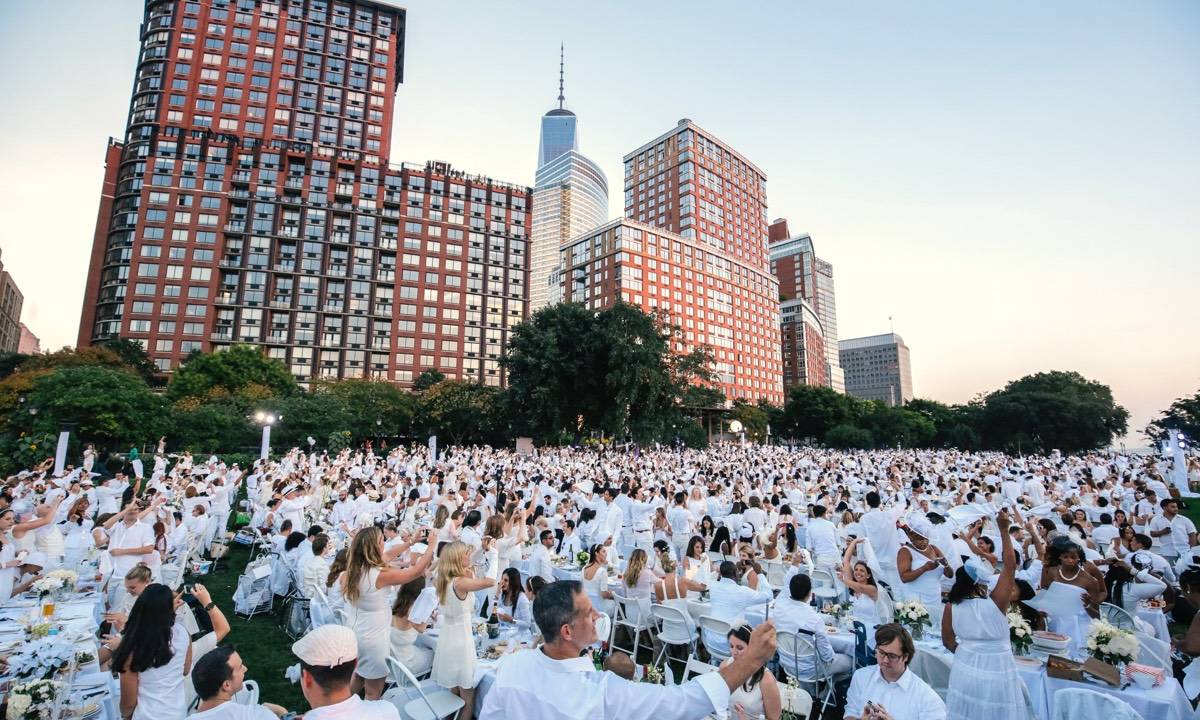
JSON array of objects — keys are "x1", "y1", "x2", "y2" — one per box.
[
  {"x1": 291, "y1": 625, "x2": 399, "y2": 720},
  {"x1": 557, "y1": 520, "x2": 584, "y2": 559},
  {"x1": 481, "y1": 580, "x2": 778, "y2": 720},
  {"x1": 772, "y1": 573, "x2": 853, "y2": 681},
  {"x1": 844, "y1": 623, "x2": 946, "y2": 720},
  {"x1": 705, "y1": 562, "x2": 773, "y2": 654},
  {"x1": 666, "y1": 492, "x2": 693, "y2": 557},
  {"x1": 190, "y1": 646, "x2": 287, "y2": 720},
  {"x1": 1149, "y1": 499, "x2": 1196, "y2": 562},
  {"x1": 298, "y1": 534, "x2": 332, "y2": 599},
  {"x1": 805, "y1": 505, "x2": 841, "y2": 572},
  {"x1": 529, "y1": 530, "x2": 557, "y2": 583},
  {"x1": 860, "y1": 492, "x2": 900, "y2": 580}
]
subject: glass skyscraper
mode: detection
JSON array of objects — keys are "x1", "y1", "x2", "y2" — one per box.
[{"x1": 529, "y1": 47, "x2": 608, "y2": 312}]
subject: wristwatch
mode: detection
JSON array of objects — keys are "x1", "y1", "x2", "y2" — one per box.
[{"x1": 204, "y1": 601, "x2": 216, "y2": 611}]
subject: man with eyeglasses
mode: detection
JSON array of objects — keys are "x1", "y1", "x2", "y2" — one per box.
[{"x1": 844, "y1": 623, "x2": 945, "y2": 720}]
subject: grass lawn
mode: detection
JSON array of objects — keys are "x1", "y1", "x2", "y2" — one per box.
[{"x1": 198, "y1": 542, "x2": 307, "y2": 710}]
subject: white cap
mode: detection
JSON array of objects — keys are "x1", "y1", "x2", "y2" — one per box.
[{"x1": 291, "y1": 625, "x2": 358, "y2": 667}]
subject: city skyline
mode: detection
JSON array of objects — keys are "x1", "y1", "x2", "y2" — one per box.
[{"x1": 0, "y1": 0, "x2": 1197, "y2": 443}]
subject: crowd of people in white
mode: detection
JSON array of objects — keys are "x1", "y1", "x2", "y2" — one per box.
[{"x1": 3, "y1": 442, "x2": 1200, "y2": 720}]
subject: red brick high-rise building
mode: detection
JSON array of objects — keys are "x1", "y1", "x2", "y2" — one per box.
[
  {"x1": 557, "y1": 119, "x2": 783, "y2": 404},
  {"x1": 78, "y1": 0, "x2": 530, "y2": 387},
  {"x1": 769, "y1": 218, "x2": 843, "y2": 392}
]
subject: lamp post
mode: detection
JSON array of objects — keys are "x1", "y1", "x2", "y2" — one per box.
[{"x1": 254, "y1": 411, "x2": 276, "y2": 460}]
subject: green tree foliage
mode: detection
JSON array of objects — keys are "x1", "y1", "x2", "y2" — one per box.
[
  {"x1": 96, "y1": 337, "x2": 161, "y2": 385},
  {"x1": 904, "y1": 398, "x2": 981, "y2": 450},
  {"x1": 416, "y1": 380, "x2": 504, "y2": 445},
  {"x1": 503, "y1": 303, "x2": 717, "y2": 443},
  {"x1": 171, "y1": 401, "x2": 257, "y2": 454},
  {"x1": 778, "y1": 385, "x2": 863, "y2": 442},
  {"x1": 979, "y1": 371, "x2": 1128, "y2": 453},
  {"x1": 0, "y1": 352, "x2": 29, "y2": 381},
  {"x1": 313, "y1": 379, "x2": 415, "y2": 442},
  {"x1": 167, "y1": 344, "x2": 298, "y2": 404},
  {"x1": 1146, "y1": 389, "x2": 1200, "y2": 445},
  {"x1": 824, "y1": 424, "x2": 875, "y2": 449},
  {"x1": 731, "y1": 401, "x2": 770, "y2": 442},
  {"x1": 21, "y1": 365, "x2": 167, "y2": 449},
  {"x1": 412, "y1": 369, "x2": 446, "y2": 391}
]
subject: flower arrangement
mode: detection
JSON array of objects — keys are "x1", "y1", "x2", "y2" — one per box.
[
  {"x1": 642, "y1": 663, "x2": 664, "y2": 684},
  {"x1": 893, "y1": 600, "x2": 932, "y2": 635},
  {"x1": 821, "y1": 601, "x2": 850, "y2": 620},
  {"x1": 75, "y1": 651, "x2": 95, "y2": 666},
  {"x1": 1086, "y1": 620, "x2": 1139, "y2": 667},
  {"x1": 45, "y1": 570, "x2": 77, "y2": 592},
  {"x1": 576, "y1": 550, "x2": 590, "y2": 568},
  {"x1": 5, "y1": 680, "x2": 64, "y2": 720},
  {"x1": 8, "y1": 637, "x2": 76, "y2": 680},
  {"x1": 1007, "y1": 609, "x2": 1032, "y2": 655},
  {"x1": 30, "y1": 576, "x2": 66, "y2": 597}
]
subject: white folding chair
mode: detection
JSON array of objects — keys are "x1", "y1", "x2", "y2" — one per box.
[
  {"x1": 384, "y1": 656, "x2": 464, "y2": 720},
  {"x1": 810, "y1": 568, "x2": 841, "y2": 602},
  {"x1": 650, "y1": 603, "x2": 696, "y2": 677},
  {"x1": 777, "y1": 630, "x2": 836, "y2": 715},
  {"x1": 1099, "y1": 602, "x2": 1137, "y2": 632},
  {"x1": 1050, "y1": 687, "x2": 1143, "y2": 720},
  {"x1": 697, "y1": 615, "x2": 734, "y2": 664},
  {"x1": 1134, "y1": 631, "x2": 1171, "y2": 674},
  {"x1": 909, "y1": 648, "x2": 952, "y2": 701},
  {"x1": 684, "y1": 656, "x2": 716, "y2": 681},
  {"x1": 611, "y1": 594, "x2": 655, "y2": 660},
  {"x1": 233, "y1": 679, "x2": 260, "y2": 707}
]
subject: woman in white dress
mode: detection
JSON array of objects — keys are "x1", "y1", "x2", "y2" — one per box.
[
  {"x1": 494, "y1": 567, "x2": 533, "y2": 633},
  {"x1": 941, "y1": 509, "x2": 1033, "y2": 720},
  {"x1": 897, "y1": 516, "x2": 951, "y2": 619},
  {"x1": 112, "y1": 584, "x2": 192, "y2": 720},
  {"x1": 390, "y1": 576, "x2": 434, "y2": 677},
  {"x1": 431, "y1": 541, "x2": 494, "y2": 720},
  {"x1": 838, "y1": 537, "x2": 883, "y2": 646},
  {"x1": 719, "y1": 624, "x2": 782, "y2": 720},
  {"x1": 82, "y1": 444, "x2": 96, "y2": 474},
  {"x1": 342, "y1": 526, "x2": 438, "y2": 700},
  {"x1": 582, "y1": 544, "x2": 615, "y2": 617}
]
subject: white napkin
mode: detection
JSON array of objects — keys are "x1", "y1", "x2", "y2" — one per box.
[{"x1": 407, "y1": 586, "x2": 439, "y2": 624}]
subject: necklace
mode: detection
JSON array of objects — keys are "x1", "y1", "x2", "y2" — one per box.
[{"x1": 1059, "y1": 566, "x2": 1081, "y2": 582}]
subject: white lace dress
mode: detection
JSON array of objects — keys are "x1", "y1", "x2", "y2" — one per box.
[{"x1": 946, "y1": 597, "x2": 1033, "y2": 720}]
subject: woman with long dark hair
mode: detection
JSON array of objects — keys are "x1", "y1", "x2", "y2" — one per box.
[
  {"x1": 113, "y1": 584, "x2": 192, "y2": 720},
  {"x1": 390, "y1": 576, "x2": 434, "y2": 677},
  {"x1": 941, "y1": 510, "x2": 1031, "y2": 720},
  {"x1": 494, "y1": 567, "x2": 531, "y2": 631},
  {"x1": 1104, "y1": 554, "x2": 1167, "y2": 614},
  {"x1": 720, "y1": 624, "x2": 781, "y2": 720},
  {"x1": 709, "y1": 525, "x2": 733, "y2": 557}
]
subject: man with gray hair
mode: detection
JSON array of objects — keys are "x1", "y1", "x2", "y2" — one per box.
[{"x1": 480, "y1": 580, "x2": 777, "y2": 719}]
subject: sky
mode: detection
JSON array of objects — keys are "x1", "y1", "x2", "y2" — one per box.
[{"x1": 0, "y1": 1, "x2": 1197, "y2": 445}]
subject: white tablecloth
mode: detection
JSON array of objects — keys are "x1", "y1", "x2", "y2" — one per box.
[
  {"x1": 914, "y1": 640, "x2": 1193, "y2": 720},
  {"x1": 1137, "y1": 607, "x2": 1170, "y2": 641},
  {"x1": 0, "y1": 591, "x2": 118, "y2": 720}
]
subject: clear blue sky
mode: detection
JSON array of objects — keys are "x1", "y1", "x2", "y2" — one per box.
[{"x1": 0, "y1": 0, "x2": 1197, "y2": 444}]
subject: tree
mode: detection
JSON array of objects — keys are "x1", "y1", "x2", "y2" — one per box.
[
  {"x1": 861, "y1": 404, "x2": 936, "y2": 448},
  {"x1": 1146, "y1": 389, "x2": 1200, "y2": 445},
  {"x1": 96, "y1": 337, "x2": 161, "y2": 385},
  {"x1": 167, "y1": 345, "x2": 298, "y2": 404},
  {"x1": 779, "y1": 385, "x2": 864, "y2": 443},
  {"x1": 314, "y1": 379, "x2": 415, "y2": 442},
  {"x1": 980, "y1": 370, "x2": 1128, "y2": 453},
  {"x1": 824, "y1": 424, "x2": 874, "y2": 449},
  {"x1": 412, "y1": 369, "x2": 446, "y2": 392},
  {"x1": 0, "y1": 352, "x2": 29, "y2": 381},
  {"x1": 905, "y1": 398, "x2": 981, "y2": 450},
  {"x1": 504, "y1": 303, "x2": 691, "y2": 443},
  {"x1": 416, "y1": 380, "x2": 504, "y2": 445},
  {"x1": 170, "y1": 401, "x2": 257, "y2": 454},
  {"x1": 19, "y1": 365, "x2": 167, "y2": 451},
  {"x1": 731, "y1": 401, "x2": 770, "y2": 442}
]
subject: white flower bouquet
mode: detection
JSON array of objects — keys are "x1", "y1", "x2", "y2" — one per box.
[
  {"x1": 5, "y1": 680, "x2": 64, "y2": 720},
  {"x1": 8, "y1": 636, "x2": 76, "y2": 680},
  {"x1": 46, "y1": 570, "x2": 77, "y2": 592},
  {"x1": 30, "y1": 576, "x2": 65, "y2": 597},
  {"x1": 822, "y1": 601, "x2": 850, "y2": 620},
  {"x1": 1086, "y1": 620, "x2": 1139, "y2": 666},
  {"x1": 893, "y1": 600, "x2": 932, "y2": 635},
  {"x1": 1007, "y1": 610, "x2": 1032, "y2": 655}
]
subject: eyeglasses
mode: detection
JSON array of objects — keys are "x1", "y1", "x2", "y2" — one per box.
[{"x1": 874, "y1": 648, "x2": 906, "y2": 663}]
